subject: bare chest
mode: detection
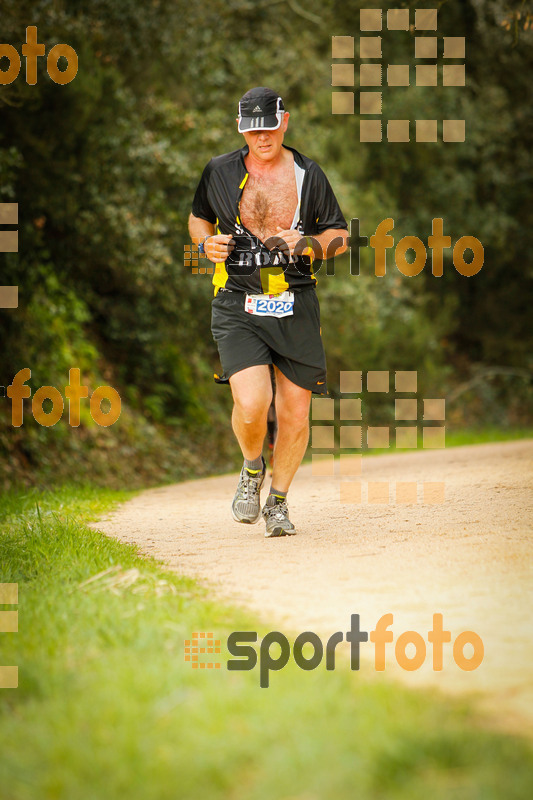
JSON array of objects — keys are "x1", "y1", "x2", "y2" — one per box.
[{"x1": 240, "y1": 168, "x2": 298, "y2": 242}]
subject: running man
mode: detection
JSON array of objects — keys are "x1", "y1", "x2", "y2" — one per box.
[{"x1": 188, "y1": 87, "x2": 348, "y2": 537}]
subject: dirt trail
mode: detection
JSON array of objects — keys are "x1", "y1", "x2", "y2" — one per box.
[{"x1": 93, "y1": 440, "x2": 533, "y2": 733}]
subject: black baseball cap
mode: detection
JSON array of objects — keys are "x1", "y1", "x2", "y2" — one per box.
[{"x1": 237, "y1": 87, "x2": 285, "y2": 132}]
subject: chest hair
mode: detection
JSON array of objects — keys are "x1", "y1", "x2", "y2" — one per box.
[{"x1": 240, "y1": 166, "x2": 298, "y2": 242}]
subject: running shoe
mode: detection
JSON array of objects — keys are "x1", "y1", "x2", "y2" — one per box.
[
  {"x1": 262, "y1": 495, "x2": 296, "y2": 537},
  {"x1": 231, "y1": 458, "x2": 266, "y2": 524}
]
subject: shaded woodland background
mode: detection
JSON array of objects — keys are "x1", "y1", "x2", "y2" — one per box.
[{"x1": 1, "y1": 0, "x2": 532, "y2": 488}]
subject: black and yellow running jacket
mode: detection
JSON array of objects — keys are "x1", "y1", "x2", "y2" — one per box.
[{"x1": 191, "y1": 144, "x2": 347, "y2": 295}]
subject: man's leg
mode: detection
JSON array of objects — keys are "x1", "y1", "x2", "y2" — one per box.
[
  {"x1": 270, "y1": 366, "x2": 311, "y2": 492},
  {"x1": 229, "y1": 365, "x2": 272, "y2": 524},
  {"x1": 229, "y1": 365, "x2": 273, "y2": 459},
  {"x1": 260, "y1": 367, "x2": 310, "y2": 537}
]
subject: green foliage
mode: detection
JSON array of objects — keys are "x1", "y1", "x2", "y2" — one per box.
[{"x1": 0, "y1": 0, "x2": 531, "y2": 487}]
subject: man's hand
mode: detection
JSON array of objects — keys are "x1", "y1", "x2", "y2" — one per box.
[
  {"x1": 269, "y1": 227, "x2": 303, "y2": 259},
  {"x1": 204, "y1": 234, "x2": 234, "y2": 264}
]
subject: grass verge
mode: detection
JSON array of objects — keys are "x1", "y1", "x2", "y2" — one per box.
[
  {"x1": 0, "y1": 486, "x2": 532, "y2": 799},
  {"x1": 444, "y1": 426, "x2": 533, "y2": 447},
  {"x1": 300, "y1": 426, "x2": 533, "y2": 465}
]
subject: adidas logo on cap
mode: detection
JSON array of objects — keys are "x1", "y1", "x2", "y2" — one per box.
[{"x1": 252, "y1": 105, "x2": 262, "y2": 112}]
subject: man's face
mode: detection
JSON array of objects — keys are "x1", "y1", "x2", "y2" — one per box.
[{"x1": 239, "y1": 112, "x2": 290, "y2": 162}]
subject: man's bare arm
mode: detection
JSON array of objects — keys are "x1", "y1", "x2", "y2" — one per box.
[
  {"x1": 270, "y1": 226, "x2": 348, "y2": 260},
  {"x1": 188, "y1": 213, "x2": 234, "y2": 264},
  {"x1": 306, "y1": 228, "x2": 349, "y2": 259}
]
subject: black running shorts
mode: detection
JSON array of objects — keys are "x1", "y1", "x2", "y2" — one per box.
[{"x1": 211, "y1": 288, "x2": 327, "y2": 394}]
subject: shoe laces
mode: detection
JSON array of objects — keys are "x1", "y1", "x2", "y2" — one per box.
[
  {"x1": 266, "y1": 499, "x2": 289, "y2": 519},
  {"x1": 238, "y1": 469, "x2": 261, "y2": 500}
]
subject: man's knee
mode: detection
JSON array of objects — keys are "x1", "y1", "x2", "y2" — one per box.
[
  {"x1": 276, "y1": 398, "x2": 310, "y2": 431},
  {"x1": 233, "y1": 392, "x2": 272, "y2": 425}
]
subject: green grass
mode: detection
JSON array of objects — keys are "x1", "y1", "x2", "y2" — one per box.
[
  {"x1": 365, "y1": 426, "x2": 533, "y2": 456},
  {"x1": 1, "y1": 487, "x2": 532, "y2": 799},
  {"x1": 303, "y1": 426, "x2": 533, "y2": 460},
  {"x1": 444, "y1": 426, "x2": 533, "y2": 447}
]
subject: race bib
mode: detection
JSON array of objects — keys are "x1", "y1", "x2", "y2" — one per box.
[{"x1": 245, "y1": 291, "x2": 294, "y2": 318}]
